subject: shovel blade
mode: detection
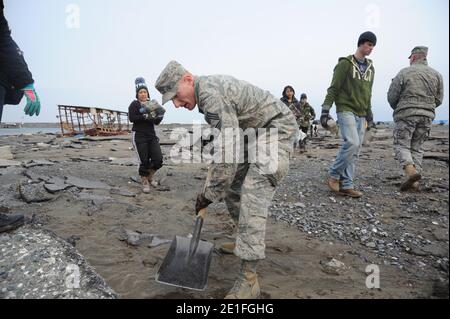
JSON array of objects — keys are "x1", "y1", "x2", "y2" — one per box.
[{"x1": 155, "y1": 235, "x2": 214, "y2": 291}]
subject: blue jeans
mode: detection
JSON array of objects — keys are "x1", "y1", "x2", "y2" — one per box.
[{"x1": 329, "y1": 112, "x2": 366, "y2": 190}]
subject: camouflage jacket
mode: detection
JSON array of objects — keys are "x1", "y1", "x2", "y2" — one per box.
[
  {"x1": 298, "y1": 102, "x2": 316, "y2": 128},
  {"x1": 388, "y1": 60, "x2": 444, "y2": 121},
  {"x1": 194, "y1": 75, "x2": 298, "y2": 202}
]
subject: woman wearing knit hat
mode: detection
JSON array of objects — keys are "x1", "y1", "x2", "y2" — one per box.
[{"x1": 128, "y1": 77, "x2": 164, "y2": 193}]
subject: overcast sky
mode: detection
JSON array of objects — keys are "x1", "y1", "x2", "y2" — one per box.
[{"x1": 2, "y1": 0, "x2": 449, "y2": 123}]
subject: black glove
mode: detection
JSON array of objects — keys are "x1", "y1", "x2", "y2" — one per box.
[
  {"x1": 366, "y1": 109, "x2": 374, "y2": 128},
  {"x1": 195, "y1": 193, "x2": 212, "y2": 214},
  {"x1": 320, "y1": 108, "x2": 332, "y2": 129}
]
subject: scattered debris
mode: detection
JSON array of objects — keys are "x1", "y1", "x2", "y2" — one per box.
[
  {"x1": 110, "y1": 188, "x2": 137, "y2": 197},
  {"x1": 110, "y1": 158, "x2": 138, "y2": 166},
  {"x1": 0, "y1": 159, "x2": 21, "y2": 167},
  {"x1": 58, "y1": 105, "x2": 130, "y2": 137},
  {"x1": 65, "y1": 176, "x2": 111, "y2": 190},
  {"x1": 118, "y1": 229, "x2": 153, "y2": 247},
  {"x1": 320, "y1": 258, "x2": 349, "y2": 275},
  {"x1": 18, "y1": 182, "x2": 56, "y2": 203},
  {"x1": 65, "y1": 235, "x2": 81, "y2": 247},
  {"x1": 148, "y1": 237, "x2": 172, "y2": 248},
  {"x1": 23, "y1": 160, "x2": 55, "y2": 168}
]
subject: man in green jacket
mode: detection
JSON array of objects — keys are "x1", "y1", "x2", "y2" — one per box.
[{"x1": 321, "y1": 31, "x2": 376, "y2": 198}]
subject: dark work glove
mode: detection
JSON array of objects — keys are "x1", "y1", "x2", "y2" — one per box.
[
  {"x1": 195, "y1": 193, "x2": 212, "y2": 214},
  {"x1": 320, "y1": 108, "x2": 332, "y2": 129},
  {"x1": 366, "y1": 109, "x2": 374, "y2": 128}
]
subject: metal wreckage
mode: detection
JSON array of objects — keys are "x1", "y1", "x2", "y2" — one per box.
[{"x1": 57, "y1": 105, "x2": 130, "y2": 136}]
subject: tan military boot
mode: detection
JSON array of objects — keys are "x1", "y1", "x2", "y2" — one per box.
[
  {"x1": 219, "y1": 242, "x2": 236, "y2": 255},
  {"x1": 141, "y1": 176, "x2": 150, "y2": 193},
  {"x1": 147, "y1": 169, "x2": 158, "y2": 187},
  {"x1": 400, "y1": 164, "x2": 421, "y2": 191},
  {"x1": 327, "y1": 176, "x2": 340, "y2": 193},
  {"x1": 225, "y1": 260, "x2": 260, "y2": 299},
  {"x1": 339, "y1": 188, "x2": 363, "y2": 198}
]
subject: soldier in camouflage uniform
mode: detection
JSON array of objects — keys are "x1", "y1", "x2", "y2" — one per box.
[
  {"x1": 155, "y1": 61, "x2": 298, "y2": 299},
  {"x1": 297, "y1": 93, "x2": 316, "y2": 152},
  {"x1": 388, "y1": 46, "x2": 444, "y2": 191}
]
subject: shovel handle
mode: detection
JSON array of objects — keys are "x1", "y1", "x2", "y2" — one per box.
[
  {"x1": 198, "y1": 208, "x2": 207, "y2": 219},
  {"x1": 189, "y1": 208, "x2": 206, "y2": 257}
]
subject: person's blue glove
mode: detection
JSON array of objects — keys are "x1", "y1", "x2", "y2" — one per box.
[{"x1": 22, "y1": 84, "x2": 41, "y2": 116}]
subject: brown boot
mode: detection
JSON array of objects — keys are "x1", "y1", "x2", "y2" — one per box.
[
  {"x1": 327, "y1": 176, "x2": 340, "y2": 193},
  {"x1": 141, "y1": 176, "x2": 150, "y2": 193},
  {"x1": 400, "y1": 164, "x2": 421, "y2": 191},
  {"x1": 338, "y1": 189, "x2": 363, "y2": 198},
  {"x1": 147, "y1": 169, "x2": 158, "y2": 187},
  {"x1": 225, "y1": 260, "x2": 260, "y2": 299},
  {"x1": 219, "y1": 242, "x2": 236, "y2": 255}
]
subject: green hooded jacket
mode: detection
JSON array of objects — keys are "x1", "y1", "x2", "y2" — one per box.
[{"x1": 322, "y1": 55, "x2": 375, "y2": 116}]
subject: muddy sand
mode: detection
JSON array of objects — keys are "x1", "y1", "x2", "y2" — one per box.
[{"x1": 0, "y1": 124, "x2": 448, "y2": 299}]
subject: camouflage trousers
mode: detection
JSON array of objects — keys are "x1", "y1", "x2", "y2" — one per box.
[
  {"x1": 394, "y1": 116, "x2": 432, "y2": 173},
  {"x1": 224, "y1": 146, "x2": 291, "y2": 261}
]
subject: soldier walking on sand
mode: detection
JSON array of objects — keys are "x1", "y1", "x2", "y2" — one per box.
[{"x1": 388, "y1": 46, "x2": 444, "y2": 191}]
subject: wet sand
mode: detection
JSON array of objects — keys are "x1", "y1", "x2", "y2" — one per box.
[{"x1": 0, "y1": 124, "x2": 448, "y2": 299}]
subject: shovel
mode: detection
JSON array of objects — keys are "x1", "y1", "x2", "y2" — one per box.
[{"x1": 155, "y1": 208, "x2": 214, "y2": 291}]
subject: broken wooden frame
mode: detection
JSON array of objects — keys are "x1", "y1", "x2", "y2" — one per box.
[{"x1": 58, "y1": 105, "x2": 130, "y2": 137}]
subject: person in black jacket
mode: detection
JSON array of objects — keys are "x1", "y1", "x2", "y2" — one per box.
[
  {"x1": 0, "y1": 0, "x2": 41, "y2": 233},
  {"x1": 0, "y1": 0, "x2": 41, "y2": 123},
  {"x1": 129, "y1": 77, "x2": 164, "y2": 193}
]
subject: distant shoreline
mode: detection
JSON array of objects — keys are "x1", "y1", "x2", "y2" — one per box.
[
  {"x1": 0, "y1": 120, "x2": 448, "y2": 129},
  {"x1": 0, "y1": 123, "x2": 60, "y2": 128}
]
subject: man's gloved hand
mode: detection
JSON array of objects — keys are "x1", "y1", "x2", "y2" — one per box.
[
  {"x1": 320, "y1": 108, "x2": 332, "y2": 129},
  {"x1": 366, "y1": 109, "x2": 374, "y2": 129},
  {"x1": 195, "y1": 193, "x2": 212, "y2": 214},
  {"x1": 22, "y1": 84, "x2": 41, "y2": 116}
]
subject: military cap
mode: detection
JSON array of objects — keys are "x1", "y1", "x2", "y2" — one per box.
[
  {"x1": 155, "y1": 60, "x2": 187, "y2": 104},
  {"x1": 409, "y1": 46, "x2": 428, "y2": 59}
]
